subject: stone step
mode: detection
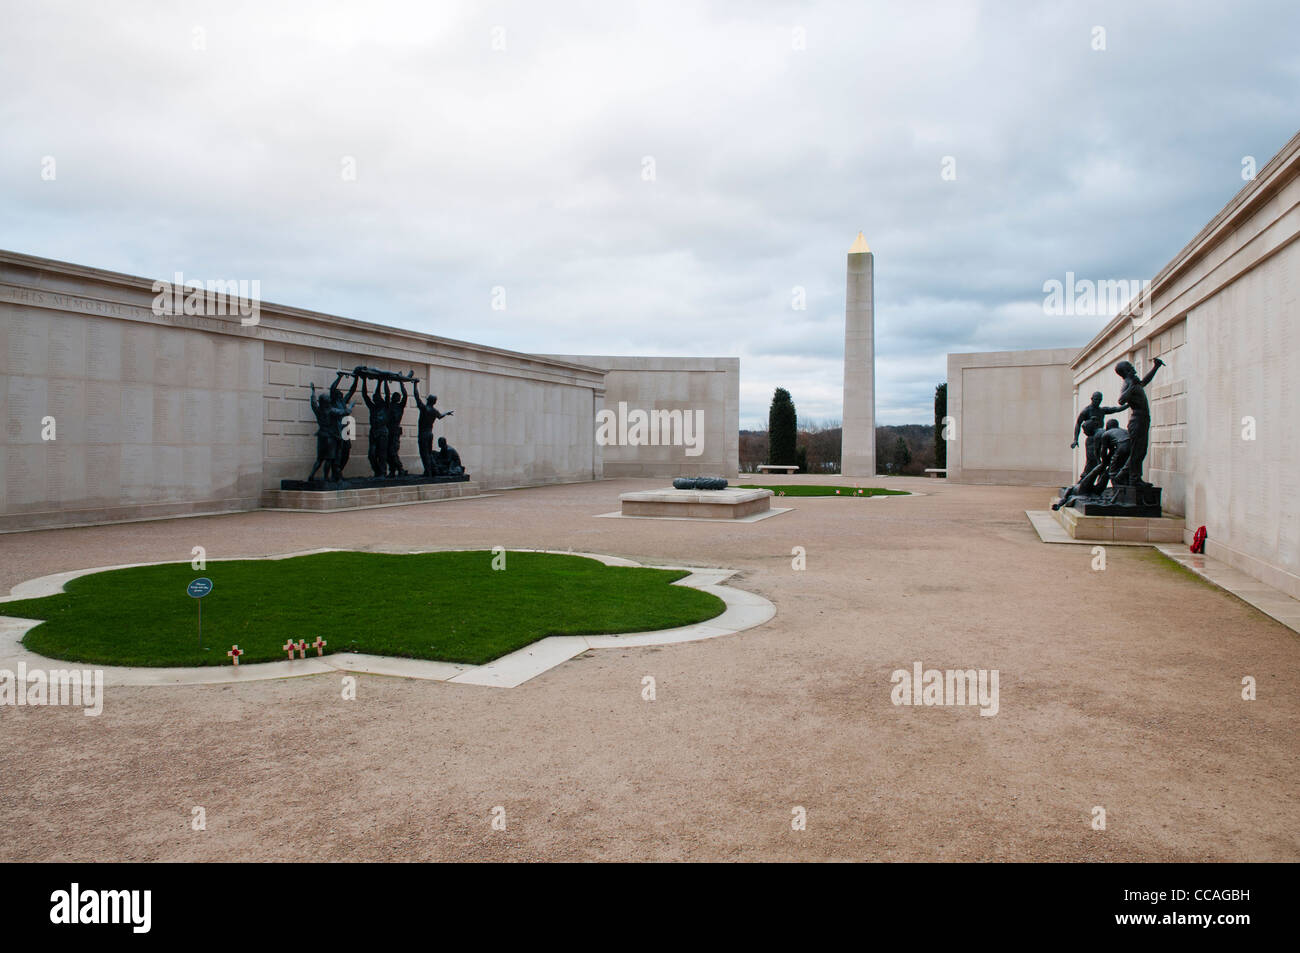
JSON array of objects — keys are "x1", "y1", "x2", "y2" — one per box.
[
  {"x1": 265, "y1": 480, "x2": 482, "y2": 511},
  {"x1": 1054, "y1": 506, "x2": 1184, "y2": 543}
]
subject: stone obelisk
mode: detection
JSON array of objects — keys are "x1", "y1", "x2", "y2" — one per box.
[{"x1": 841, "y1": 232, "x2": 876, "y2": 477}]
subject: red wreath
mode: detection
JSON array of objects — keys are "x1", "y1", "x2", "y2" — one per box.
[{"x1": 1190, "y1": 525, "x2": 1207, "y2": 554}]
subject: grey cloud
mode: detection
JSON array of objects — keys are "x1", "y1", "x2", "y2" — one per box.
[{"x1": 2, "y1": 0, "x2": 1297, "y2": 427}]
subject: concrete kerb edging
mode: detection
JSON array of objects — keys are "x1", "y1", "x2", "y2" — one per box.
[{"x1": 0, "y1": 548, "x2": 775, "y2": 689}]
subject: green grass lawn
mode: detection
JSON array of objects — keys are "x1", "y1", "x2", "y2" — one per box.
[
  {"x1": 1, "y1": 551, "x2": 725, "y2": 667},
  {"x1": 737, "y1": 485, "x2": 910, "y2": 497}
]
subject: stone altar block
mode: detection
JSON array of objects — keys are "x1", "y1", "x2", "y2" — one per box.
[{"x1": 620, "y1": 486, "x2": 773, "y2": 520}]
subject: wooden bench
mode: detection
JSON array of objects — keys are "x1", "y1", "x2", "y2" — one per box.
[
  {"x1": 924, "y1": 468, "x2": 947, "y2": 478},
  {"x1": 756, "y1": 464, "x2": 799, "y2": 473}
]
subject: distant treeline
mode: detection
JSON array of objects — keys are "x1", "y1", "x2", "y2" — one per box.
[{"x1": 739, "y1": 423, "x2": 937, "y2": 475}]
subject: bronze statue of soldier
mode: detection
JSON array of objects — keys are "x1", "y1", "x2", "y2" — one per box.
[
  {"x1": 1054, "y1": 418, "x2": 1129, "y2": 510},
  {"x1": 328, "y1": 369, "x2": 360, "y2": 475},
  {"x1": 385, "y1": 380, "x2": 409, "y2": 477},
  {"x1": 1111, "y1": 358, "x2": 1163, "y2": 486},
  {"x1": 292, "y1": 366, "x2": 468, "y2": 489},
  {"x1": 412, "y1": 379, "x2": 454, "y2": 477},
  {"x1": 433, "y1": 436, "x2": 464, "y2": 476},
  {"x1": 307, "y1": 381, "x2": 352, "y2": 482},
  {"x1": 1070, "y1": 390, "x2": 1122, "y2": 480},
  {"x1": 361, "y1": 377, "x2": 391, "y2": 477}
]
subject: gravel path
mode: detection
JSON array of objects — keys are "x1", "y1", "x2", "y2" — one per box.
[{"x1": 2, "y1": 476, "x2": 1296, "y2": 861}]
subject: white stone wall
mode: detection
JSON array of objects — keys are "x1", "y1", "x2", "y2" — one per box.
[
  {"x1": 946, "y1": 348, "x2": 1079, "y2": 485},
  {"x1": 1183, "y1": 245, "x2": 1300, "y2": 594},
  {"x1": 0, "y1": 264, "x2": 263, "y2": 531},
  {"x1": 1146, "y1": 320, "x2": 1190, "y2": 502},
  {"x1": 543, "y1": 355, "x2": 739, "y2": 478}
]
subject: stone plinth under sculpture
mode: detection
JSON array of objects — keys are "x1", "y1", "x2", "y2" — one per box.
[
  {"x1": 280, "y1": 473, "x2": 470, "y2": 492},
  {"x1": 268, "y1": 478, "x2": 481, "y2": 511},
  {"x1": 1052, "y1": 504, "x2": 1184, "y2": 544},
  {"x1": 1072, "y1": 482, "x2": 1163, "y2": 518}
]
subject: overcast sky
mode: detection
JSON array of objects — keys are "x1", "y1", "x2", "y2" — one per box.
[{"x1": 2, "y1": 1, "x2": 1297, "y2": 426}]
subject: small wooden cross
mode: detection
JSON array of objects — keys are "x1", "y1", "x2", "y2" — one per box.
[
  {"x1": 227, "y1": 645, "x2": 243, "y2": 666},
  {"x1": 312, "y1": 636, "x2": 327, "y2": 657},
  {"x1": 294, "y1": 639, "x2": 308, "y2": 659},
  {"x1": 282, "y1": 639, "x2": 296, "y2": 660}
]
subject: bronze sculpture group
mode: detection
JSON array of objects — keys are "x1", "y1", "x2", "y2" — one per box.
[
  {"x1": 1054, "y1": 357, "x2": 1163, "y2": 512},
  {"x1": 305, "y1": 366, "x2": 464, "y2": 484}
]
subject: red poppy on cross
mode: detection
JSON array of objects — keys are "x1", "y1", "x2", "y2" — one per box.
[
  {"x1": 294, "y1": 639, "x2": 308, "y2": 659},
  {"x1": 312, "y1": 637, "x2": 327, "y2": 657},
  {"x1": 227, "y1": 645, "x2": 243, "y2": 666},
  {"x1": 282, "y1": 639, "x2": 296, "y2": 660}
]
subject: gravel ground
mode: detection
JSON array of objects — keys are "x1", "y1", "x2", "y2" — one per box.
[{"x1": 1, "y1": 475, "x2": 1297, "y2": 862}]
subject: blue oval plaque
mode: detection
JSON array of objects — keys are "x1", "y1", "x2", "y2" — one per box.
[{"x1": 187, "y1": 577, "x2": 213, "y2": 598}]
